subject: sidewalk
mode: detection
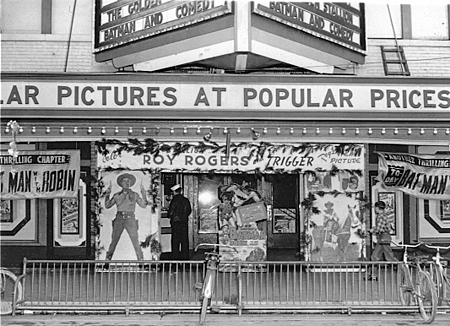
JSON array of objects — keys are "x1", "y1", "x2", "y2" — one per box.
[{"x1": 2, "y1": 312, "x2": 450, "y2": 326}]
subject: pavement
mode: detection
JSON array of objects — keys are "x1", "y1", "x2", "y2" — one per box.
[{"x1": 2, "y1": 312, "x2": 450, "y2": 326}]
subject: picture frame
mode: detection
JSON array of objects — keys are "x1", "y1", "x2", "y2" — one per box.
[
  {"x1": 0, "y1": 200, "x2": 13, "y2": 223},
  {"x1": 441, "y1": 200, "x2": 450, "y2": 221},
  {"x1": 60, "y1": 195, "x2": 80, "y2": 235}
]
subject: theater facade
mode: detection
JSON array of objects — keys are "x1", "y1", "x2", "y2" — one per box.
[{"x1": 1, "y1": 1, "x2": 449, "y2": 266}]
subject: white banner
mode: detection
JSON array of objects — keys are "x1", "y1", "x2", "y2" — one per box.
[
  {"x1": 0, "y1": 150, "x2": 80, "y2": 199},
  {"x1": 98, "y1": 143, "x2": 365, "y2": 173},
  {"x1": 377, "y1": 152, "x2": 450, "y2": 200}
]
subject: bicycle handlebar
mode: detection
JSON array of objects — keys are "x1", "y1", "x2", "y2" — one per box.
[
  {"x1": 391, "y1": 241, "x2": 423, "y2": 248},
  {"x1": 423, "y1": 243, "x2": 450, "y2": 251},
  {"x1": 195, "y1": 243, "x2": 239, "y2": 253}
]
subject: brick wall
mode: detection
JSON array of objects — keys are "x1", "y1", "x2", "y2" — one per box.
[
  {"x1": 1, "y1": 38, "x2": 115, "y2": 73},
  {"x1": 2, "y1": 36, "x2": 450, "y2": 77}
]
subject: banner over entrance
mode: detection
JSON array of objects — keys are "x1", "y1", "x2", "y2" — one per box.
[
  {"x1": 376, "y1": 152, "x2": 450, "y2": 200},
  {"x1": 98, "y1": 142, "x2": 365, "y2": 173},
  {"x1": 0, "y1": 150, "x2": 80, "y2": 199}
]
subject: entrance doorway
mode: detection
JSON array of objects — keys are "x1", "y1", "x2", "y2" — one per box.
[{"x1": 266, "y1": 174, "x2": 299, "y2": 251}]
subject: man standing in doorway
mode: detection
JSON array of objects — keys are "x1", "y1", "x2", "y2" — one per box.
[
  {"x1": 104, "y1": 173, "x2": 148, "y2": 263},
  {"x1": 168, "y1": 184, "x2": 192, "y2": 260}
]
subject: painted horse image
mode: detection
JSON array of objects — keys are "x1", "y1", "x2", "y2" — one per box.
[{"x1": 311, "y1": 201, "x2": 362, "y2": 262}]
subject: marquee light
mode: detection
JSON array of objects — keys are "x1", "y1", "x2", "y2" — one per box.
[
  {"x1": 4, "y1": 126, "x2": 450, "y2": 140},
  {"x1": 203, "y1": 132, "x2": 212, "y2": 142},
  {"x1": 251, "y1": 128, "x2": 260, "y2": 140}
]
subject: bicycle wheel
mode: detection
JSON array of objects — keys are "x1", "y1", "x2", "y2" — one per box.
[
  {"x1": 1, "y1": 268, "x2": 22, "y2": 315},
  {"x1": 430, "y1": 264, "x2": 444, "y2": 305},
  {"x1": 417, "y1": 271, "x2": 437, "y2": 324},
  {"x1": 199, "y1": 295, "x2": 209, "y2": 325},
  {"x1": 443, "y1": 269, "x2": 450, "y2": 305},
  {"x1": 399, "y1": 264, "x2": 413, "y2": 305}
]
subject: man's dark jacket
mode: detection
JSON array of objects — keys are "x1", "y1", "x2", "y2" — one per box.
[{"x1": 169, "y1": 194, "x2": 192, "y2": 223}]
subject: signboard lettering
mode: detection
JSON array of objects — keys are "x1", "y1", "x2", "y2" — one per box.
[
  {"x1": 95, "y1": 0, "x2": 231, "y2": 51},
  {"x1": 377, "y1": 152, "x2": 450, "y2": 200},
  {"x1": 0, "y1": 151, "x2": 80, "y2": 200},
  {"x1": 98, "y1": 143, "x2": 365, "y2": 172},
  {"x1": 254, "y1": 2, "x2": 364, "y2": 52},
  {"x1": 3, "y1": 81, "x2": 450, "y2": 111}
]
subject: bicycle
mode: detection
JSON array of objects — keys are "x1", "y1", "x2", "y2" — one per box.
[
  {"x1": 424, "y1": 243, "x2": 450, "y2": 306},
  {"x1": 1, "y1": 267, "x2": 23, "y2": 315},
  {"x1": 393, "y1": 241, "x2": 438, "y2": 324},
  {"x1": 194, "y1": 243, "x2": 238, "y2": 325}
]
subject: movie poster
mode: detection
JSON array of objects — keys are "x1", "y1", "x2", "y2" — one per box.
[
  {"x1": 97, "y1": 171, "x2": 159, "y2": 261},
  {"x1": 308, "y1": 193, "x2": 365, "y2": 262}
]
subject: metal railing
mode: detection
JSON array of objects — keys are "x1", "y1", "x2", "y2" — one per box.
[{"x1": 11, "y1": 259, "x2": 449, "y2": 316}]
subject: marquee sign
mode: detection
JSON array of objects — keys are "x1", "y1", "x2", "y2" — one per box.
[
  {"x1": 95, "y1": 0, "x2": 232, "y2": 52},
  {"x1": 377, "y1": 152, "x2": 450, "y2": 200},
  {"x1": 254, "y1": 1, "x2": 365, "y2": 53},
  {"x1": 3, "y1": 80, "x2": 450, "y2": 111}
]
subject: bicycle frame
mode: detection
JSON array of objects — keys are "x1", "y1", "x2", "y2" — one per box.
[{"x1": 392, "y1": 241, "x2": 437, "y2": 324}]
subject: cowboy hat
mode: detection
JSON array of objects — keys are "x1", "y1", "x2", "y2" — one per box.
[
  {"x1": 117, "y1": 173, "x2": 136, "y2": 187},
  {"x1": 171, "y1": 184, "x2": 181, "y2": 192},
  {"x1": 324, "y1": 201, "x2": 334, "y2": 208}
]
